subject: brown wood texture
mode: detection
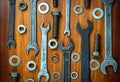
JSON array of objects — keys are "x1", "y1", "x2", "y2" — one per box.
[{"x1": 0, "y1": 0, "x2": 120, "y2": 82}]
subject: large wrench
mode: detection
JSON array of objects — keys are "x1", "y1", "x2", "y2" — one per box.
[
  {"x1": 76, "y1": 20, "x2": 93, "y2": 82},
  {"x1": 101, "y1": 0, "x2": 117, "y2": 75},
  {"x1": 38, "y1": 23, "x2": 50, "y2": 82},
  {"x1": 60, "y1": 38, "x2": 74, "y2": 82},
  {"x1": 64, "y1": 0, "x2": 71, "y2": 36},
  {"x1": 6, "y1": 0, "x2": 16, "y2": 49},
  {"x1": 26, "y1": 0, "x2": 39, "y2": 57}
]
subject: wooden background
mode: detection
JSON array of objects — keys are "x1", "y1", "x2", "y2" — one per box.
[{"x1": 0, "y1": 0, "x2": 120, "y2": 82}]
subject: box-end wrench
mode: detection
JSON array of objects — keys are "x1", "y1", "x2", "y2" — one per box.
[
  {"x1": 6, "y1": 0, "x2": 16, "y2": 49},
  {"x1": 60, "y1": 38, "x2": 74, "y2": 82},
  {"x1": 64, "y1": 0, "x2": 71, "y2": 36},
  {"x1": 38, "y1": 23, "x2": 50, "y2": 82},
  {"x1": 76, "y1": 20, "x2": 93, "y2": 82},
  {"x1": 26, "y1": 0, "x2": 39, "y2": 57},
  {"x1": 101, "y1": 0, "x2": 117, "y2": 75}
]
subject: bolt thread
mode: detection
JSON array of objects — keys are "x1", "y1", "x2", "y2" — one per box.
[
  {"x1": 53, "y1": 0, "x2": 58, "y2": 7},
  {"x1": 12, "y1": 77, "x2": 18, "y2": 82},
  {"x1": 84, "y1": 0, "x2": 90, "y2": 8}
]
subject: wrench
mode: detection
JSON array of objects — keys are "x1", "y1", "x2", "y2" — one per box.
[
  {"x1": 26, "y1": 0, "x2": 39, "y2": 57},
  {"x1": 6, "y1": 0, "x2": 16, "y2": 49},
  {"x1": 38, "y1": 23, "x2": 50, "y2": 82},
  {"x1": 64, "y1": 0, "x2": 71, "y2": 36},
  {"x1": 76, "y1": 20, "x2": 93, "y2": 82},
  {"x1": 101, "y1": 0, "x2": 117, "y2": 75},
  {"x1": 60, "y1": 38, "x2": 74, "y2": 82}
]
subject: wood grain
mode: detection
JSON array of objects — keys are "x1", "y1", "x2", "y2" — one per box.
[{"x1": 0, "y1": 0, "x2": 120, "y2": 82}]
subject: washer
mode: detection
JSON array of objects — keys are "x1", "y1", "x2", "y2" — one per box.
[
  {"x1": 48, "y1": 39, "x2": 58, "y2": 49},
  {"x1": 74, "y1": 5, "x2": 84, "y2": 15},
  {"x1": 38, "y1": 2, "x2": 50, "y2": 14},
  {"x1": 52, "y1": 54, "x2": 59, "y2": 63},
  {"x1": 9, "y1": 55, "x2": 21, "y2": 67},
  {"x1": 92, "y1": 8, "x2": 104, "y2": 19},
  {"x1": 52, "y1": 71, "x2": 61, "y2": 81},
  {"x1": 26, "y1": 78, "x2": 34, "y2": 82},
  {"x1": 90, "y1": 59, "x2": 100, "y2": 71},
  {"x1": 71, "y1": 52, "x2": 80, "y2": 62},
  {"x1": 27, "y1": 61, "x2": 37, "y2": 71},
  {"x1": 17, "y1": 24, "x2": 26, "y2": 34},
  {"x1": 18, "y1": 1, "x2": 27, "y2": 11},
  {"x1": 71, "y1": 71, "x2": 79, "y2": 80}
]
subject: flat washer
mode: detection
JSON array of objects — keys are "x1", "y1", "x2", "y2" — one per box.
[
  {"x1": 52, "y1": 71, "x2": 61, "y2": 81},
  {"x1": 38, "y1": 2, "x2": 50, "y2": 14},
  {"x1": 9, "y1": 55, "x2": 21, "y2": 67},
  {"x1": 90, "y1": 59, "x2": 100, "y2": 71},
  {"x1": 74, "y1": 5, "x2": 84, "y2": 15},
  {"x1": 17, "y1": 24, "x2": 26, "y2": 34},
  {"x1": 26, "y1": 78, "x2": 34, "y2": 82},
  {"x1": 18, "y1": 1, "x2": 27, "y2": 11},
  {"x1": 92, "y1": 8, "x2": 104, "y2": 20},
  {"x1": 48, "y1": 39, "x2": 58, "y2": 49},
  {"x1": 52, "y1": 54, "x2": 59, "y2": 63},
  {"x1": 27, "y1": 61, "x2": 37, "y2": 71},
  {"x1": 71, "y1": 71, "x2": 79, "y2": 80},
  {"x1": 71, "y1": 52, "x2": 80, "y2": 62}
]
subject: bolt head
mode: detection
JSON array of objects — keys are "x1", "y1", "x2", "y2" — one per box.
[
  {"x1": 51, "y1": 11, "x2": 60, "y2": 16},
  {"x1": 10, "y1": 72, "x2": 20, "y2": 78}
]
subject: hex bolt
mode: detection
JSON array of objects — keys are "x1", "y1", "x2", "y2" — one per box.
[
  {"x1": 51, "y1": 11, "x2": 60, "y2": 38},
  {"x1": 10, "y1": 72, "x2": 20, "y2": 82},
  {"x1": 84, "y1": 0, "x2": 90, "y2": 8},
  {"x1": 53, "y1": 0, "x2": 58, "y2": 7}
]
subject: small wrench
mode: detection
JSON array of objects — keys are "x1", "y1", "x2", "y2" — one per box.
[
  {"x1": 38, "y1": 23, "x2": 50, "y2": 82},
  {"x1": 26, "y1": 0, "x2": 39, "y2": 57},
  {"x1": 60, "y1": 38, "x2": 74, "y2": 82},
  {"x1": 64, "y1": 0, "x2": 71, "y2": 36},
  {"x1": 101, "y1": 0, "x2": 117, "y2": 75},
  {"x1": 6, "y1": 0, "x2": 16, "y2": 49},
  {"x1": 76, "y1": 20, "x2": 93, "y2": 82}
]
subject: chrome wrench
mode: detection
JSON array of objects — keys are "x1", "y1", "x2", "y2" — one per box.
[
  {"x1": 6, "y1": 0, "x2": 16, "y2": 49},
  {"x1": 26, "y1": 0, "x2": 39, "y2": 57},
  {"x1": 38, "y1": 23, "x2": 50, "y2": 82},
  {"x1": 101, "y1": 0, "x2": 117, "y2": 75},
  {"x1": 64, "y1": 0, "x2": 71, "y2": 36}
]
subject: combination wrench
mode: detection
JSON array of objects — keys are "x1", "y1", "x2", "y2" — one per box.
[
  {"x1": 76, "y1": 20, "x2": 93, "y2": 82},
  {"x1": 60, "y1": 38, "x2": 74, "y2": 82},
  {"x1": 26, "y1": 0, "x2": 39, "y2": 57},
  {"x1": 64, "y1": 0, "x2": 71, "y2": 36},
  {"x1": 38, "y1": 23, "x2": 50, "y2": 82},
  {"x1": 101, "y1": 0, "x2": 117, "y2": 75},
  {"x1": 6, "y1": 0, "x2": 16, "y2": 49}
]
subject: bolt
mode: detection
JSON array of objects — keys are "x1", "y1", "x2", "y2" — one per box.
[
  {"x1": 51, "y1": 11, "x2": 60, "y2": 38},
  {"x1": 10, "y1": 72, "x2": 20, "y2": 82},
  {"x1": 84, "y1": 0, "x2": 90, "y2": 8},
  {"x1": 53, "y1": 0, "x2": 58, "y2": 7}
]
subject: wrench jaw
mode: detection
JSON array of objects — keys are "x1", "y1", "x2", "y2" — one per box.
[
  {"x1": 101, "y1": 59, "x2": 118, "y2": 75},
  {"x1": 26, "y1": 42, "x2": 39, "y2": 57},
  {"x1": 38, "y1": 72, "x2": 50, "y2": 82},
  {"x1": 6, "y1": 39, "x2": 16, "y2": 49},
  {"x1": 40, "y1": 23, "x2": 50, "y2": 33},
  {"x1": 64, "y1": 29, "x2": 70, "y2": 36}
]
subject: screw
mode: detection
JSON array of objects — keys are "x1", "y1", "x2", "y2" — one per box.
[
  {"x1": 84, "y1": 0, "x2": 90, "y2": 8},
  {"x1": 53, "y1": 0, "x2": 58, "y2": 7},
  {"x1": 93, "y1": 33, "x2": 100, "y2": 56},
  {"x1": 51, "y1": 11, "x2": 61, "y2": 38},
  {"x1": 10, "y1": 72, "x2": 20, "y2": 82}
]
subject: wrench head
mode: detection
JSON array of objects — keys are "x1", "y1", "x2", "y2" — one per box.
[
  {"x1": 102, "y1": 0, "x2": 115, "y2": 5},
  {"x1": 26, "y1": 42, "x2": 39, "y2": 57},
  {"x1": 101, "y1": 59, "x2": 117, "y2": 75},
  {"x1": 6, "y1": 39, "x2": 16, "y2": 49},
  {"x1": 60, "y1": 38, "x2": 74, "y2": 52},
  {"x1": 64, "y1": 30, "x2": 70, "y2": 36},
  {"x1": 40, "y1": 23, "x2": 50, "y2": 33},
  {"x1": 38, "y1": 72, "x2": 50, "y2": 82}
]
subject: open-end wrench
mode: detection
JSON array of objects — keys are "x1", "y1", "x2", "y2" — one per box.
[
  {"x1": 101, "y1": 0, "x2": 117, "y2": 75},
  {"x1": 26, "y1": 0, "x2": 39, "y2": 57},
  {"x1": 38, "y1": 23, "x2": 50, "y2": 82},
  {"x1": 60, "y1": 38, "x2": 74, "y2": 82},
  {"x1": 64, "y1": 0, "x2": 71, "y2": 36},
  {"x1": 76, "y1": 20, "x2": 93, "y2": 82},
  {"x1": 6, "y1": 0, "x2": 16, "y2": 49}
]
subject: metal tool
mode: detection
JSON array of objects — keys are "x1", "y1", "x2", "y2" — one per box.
[
  {"x1": 10, "y1": 72, "x2": 20, "y2": 82},
  {"x1": 76, "y1": 20, "x2": 93, "y2": 82},
  {"x1": 53, "y1": 0, "x2": 58, "y2": 7},
  {"x1": 60, "y1": 38, "x2": 74, "y2": 82},
  {"x1": 84, "y1": 0, "x2": 90, "y2": 8},
  {"x1": 64, "y1": 0, "x2": 71, "y2": 36},
  {"x1": 101, "y1": 0, "x2": 117, "y2": 75},
  {"x1": 18, "y1": 0, "x2": 27, "y2": 11},
  {"x1": 6, "y1": 0, "x2": 16, "y2": 49},
  {"x1": 38, "y1": 23, "x2": 50, "y2": 82},
  {"x1": 26, "y1": 0, "x2": 39, "y2": 57}
]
